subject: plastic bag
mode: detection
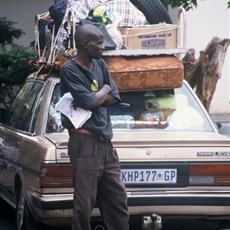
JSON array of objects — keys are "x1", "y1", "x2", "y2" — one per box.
[
  {"x1": 78, "y1": 17, "x2": 117, "y2": 50},
  {"x1": 106, "y1": 14, "x2": 124, "y2": 50}
]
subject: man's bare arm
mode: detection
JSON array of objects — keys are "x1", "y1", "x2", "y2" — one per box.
[
  {"x1": 102, "y1": 95, "x2": 119, "y2": 106},
  {"x1": 89, "y1": 84, "x2": 111, "y2": 109}
]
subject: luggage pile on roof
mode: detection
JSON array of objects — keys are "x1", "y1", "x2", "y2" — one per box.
[{"x1": 34, "y1": 0, "x2": 173, "y2": 71}]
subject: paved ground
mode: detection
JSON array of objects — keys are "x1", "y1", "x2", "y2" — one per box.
[
  {"x1": 210, "y1": 113, "x2": 230, "y2": 137},
  {"x1": 0, "y1": 198, "x2": 16, "y2": 230},
  {"x1": 210, "y1": 113, "x2": 230, "y2": 123}
]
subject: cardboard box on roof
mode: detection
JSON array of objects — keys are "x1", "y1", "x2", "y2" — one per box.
[{"x1": 119, "y1": 24, "x2": 178, "y2": 49}]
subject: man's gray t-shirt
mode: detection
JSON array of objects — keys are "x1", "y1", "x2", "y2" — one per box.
[{"x1": 60, "y1": 58, "x2": 120, "y2": 140}]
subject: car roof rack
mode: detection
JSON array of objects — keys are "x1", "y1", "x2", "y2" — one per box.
[{"x1": 103, "y1": 48, "x2": 187, "y2": 57}]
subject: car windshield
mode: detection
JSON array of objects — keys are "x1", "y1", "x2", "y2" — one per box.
[{"x1": 46, "y1": 83, "x2": 214, "y2": 133}]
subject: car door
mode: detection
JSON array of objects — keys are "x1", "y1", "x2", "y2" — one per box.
[{"x1": 0, "y1": 80, "x2": 45, "y2": 197}]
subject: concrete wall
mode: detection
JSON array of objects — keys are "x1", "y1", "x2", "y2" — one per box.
[{"x1": 0, "y1": 0, "x2": 53, "y2": 46}]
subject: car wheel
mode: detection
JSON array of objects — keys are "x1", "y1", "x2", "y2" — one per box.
[
  {"x1": 16, "y1": 185, "x2": 42, "y2": 230},
  {"x1": 130, "y1": 0, "x2": 172, "y2": 24},
  {"x1": 16, "y1": 186, "x2": 26, "y2": 230}
]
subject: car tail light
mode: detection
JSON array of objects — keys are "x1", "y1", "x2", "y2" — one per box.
[
  {"x1": 40, "y1": 163, "x2": 73, "y2": 187},
  {"x1": 189, "y1": 164, "x2": 230, "y2": 185}
]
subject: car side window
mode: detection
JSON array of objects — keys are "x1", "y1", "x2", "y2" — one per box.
[
  {"x1": 15, "y1": 82, "x2": 44, "y2": 132},
  {"x1": 6, "y1": 81, "x2": 34, "y2": 127},
  {"x1": 6, "y1": 81, "x2": 44, "y2": 132}
]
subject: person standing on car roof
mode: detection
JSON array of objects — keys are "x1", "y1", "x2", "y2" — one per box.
[{"x1": 59, "y1": 23, "x2": 129, "y2": 230}]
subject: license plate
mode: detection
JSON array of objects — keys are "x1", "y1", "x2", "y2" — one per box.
[{"x1": 121, "y1": 169, "x2": 177, "y2": 184}]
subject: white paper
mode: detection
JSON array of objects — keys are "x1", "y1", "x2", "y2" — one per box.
[{"x1": 55, "y1": 92, "x2": 92, "y2": 129}]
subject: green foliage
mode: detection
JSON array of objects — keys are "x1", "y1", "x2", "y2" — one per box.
[
  {"x1": 0, "y1": 84, "x2": 20, "y2": 109},
  {"x1": 0, "y1": 17, "x2": 24, "y2": 46},
  {"x1": 0, "y1": 45, "x2": 38, "y2": 84},
  {"x1": 167, "y1": 0, "x2": 198, "y2": 10},
  {"x1": 0, "y1": 17, "x2": 38, "y2": 85}
]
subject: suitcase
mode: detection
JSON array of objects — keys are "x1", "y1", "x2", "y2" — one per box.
[{"x1": 104, "y1": 55, "x2": 184, "y2": 91}]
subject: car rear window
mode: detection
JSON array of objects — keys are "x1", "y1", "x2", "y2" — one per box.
[
  {"x1": 47, "y1": 83, "x2": 214, "y2": 133},
  {"x1": 47, "y1": 84, "x2": 64, "y2": 133},
  {"x1": 109, "y1": 84, "x2": 214, "y2": 132}
]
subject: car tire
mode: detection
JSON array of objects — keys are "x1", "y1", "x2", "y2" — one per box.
[
  {"x1": 16, "y1": 185, "x2": 43, "y2": 230},
  {"x1": 130, "y1": 0, "x2": 172, "y2": 24}
]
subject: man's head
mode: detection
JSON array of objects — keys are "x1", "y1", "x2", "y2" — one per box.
[{"x1": 75, "y1": 23, "x2": 104, "y2": 59}]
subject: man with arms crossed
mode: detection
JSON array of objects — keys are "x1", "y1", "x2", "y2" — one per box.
[{"x1": 60, "y1": 23, "x2": 129, "y2": 230}]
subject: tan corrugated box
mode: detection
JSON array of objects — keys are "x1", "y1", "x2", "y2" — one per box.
[{"x1": 119, "y1": 24, "x2": 178, "y2": 49}]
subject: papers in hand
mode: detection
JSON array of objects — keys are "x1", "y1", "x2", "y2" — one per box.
[{"x1": 55, "y1": 92, "x2": 92, "y2": 129}]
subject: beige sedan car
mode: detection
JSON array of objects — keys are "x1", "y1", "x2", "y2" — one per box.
[{"x1": 0, "y1": 57, "x2": 230, "y2": 230}]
